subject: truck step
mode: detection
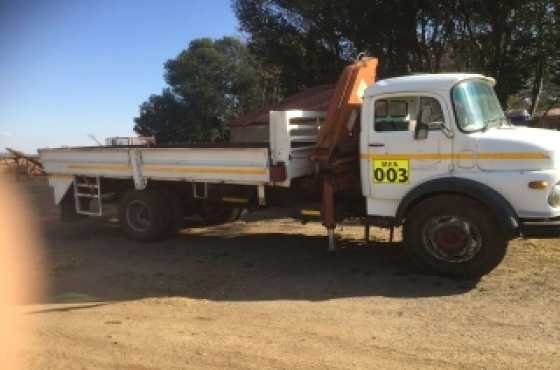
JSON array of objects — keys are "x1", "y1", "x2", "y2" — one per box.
[{"x1": 73, "y1": 176, "x2": 102, "y2": 216}]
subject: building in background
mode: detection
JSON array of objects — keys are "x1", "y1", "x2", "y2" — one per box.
[{"x1": 228, "y1": 85, "x2": 335, "y2": 143}]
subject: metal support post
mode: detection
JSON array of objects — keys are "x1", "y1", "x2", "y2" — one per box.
[
  {"x1": 328, "y1": 228, "x2": 336, "y2": 251},
  {"x1": 322, "y1": 173, "x2": 337, "y2": 251}
]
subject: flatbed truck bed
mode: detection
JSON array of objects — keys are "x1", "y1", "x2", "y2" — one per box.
[{"x1": 41, "y1": 110, "x2": 326, "y2": 205}]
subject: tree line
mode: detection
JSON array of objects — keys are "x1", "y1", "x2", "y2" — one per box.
[{"x1": 135, "y1": 0, "x2": 560, "y2": 143}]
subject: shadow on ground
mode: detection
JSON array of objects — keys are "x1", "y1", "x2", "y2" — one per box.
[{"x1": 38, "y1": 214, "x2": 479, "y2": 307}]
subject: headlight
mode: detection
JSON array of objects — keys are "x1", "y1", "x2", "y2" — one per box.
[{"x1": 549, "y1": 184, "x2": 560, "y2": 208}]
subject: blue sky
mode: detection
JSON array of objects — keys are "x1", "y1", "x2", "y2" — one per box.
[{"x1": 0, "y1": 0, "x2": 239, "y2": 153}]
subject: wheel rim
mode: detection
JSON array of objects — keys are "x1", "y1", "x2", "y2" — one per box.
[
  {"x1": 126, "y1": 200, "x2": 152, "y2": 232},
  {"x1": 422, "y1": 215, "x2": 482, "y2": 263}
]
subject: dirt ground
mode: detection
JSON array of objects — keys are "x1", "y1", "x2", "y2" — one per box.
[{"x1": 10, "y1": 175, "x2": 560, "y2": 369}]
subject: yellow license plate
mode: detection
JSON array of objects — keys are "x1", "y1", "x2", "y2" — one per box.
[{"x1": 373, "y1": 159, "x2": 410, "y2": 184}]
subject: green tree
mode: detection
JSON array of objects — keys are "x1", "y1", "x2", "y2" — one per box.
[
  {"x1": 453, "y1": 0, "x2": 530, "y2": 104},
  {"x1": 134, "y1": 37, "x2": 276, "y2": 143},
  {"x1": 133, "y1": 89, "x2": 188, "y2": 144},
  {"x1": 233, "y1": 0, "x2": 460, "y2": 94},
  {"x1": 233, "y1": 0, "x2": 559, "y2": 106},
  {"x1": 516, "y1": 0, "x2": 560, "y2": 115},
  {"x1": 233, "y1": 0, "x2": 348, "y2": 93}
]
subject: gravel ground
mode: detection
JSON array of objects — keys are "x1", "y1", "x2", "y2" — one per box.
[{"x1": 13, "y1": 176, "x2": 560, "y2": 370}]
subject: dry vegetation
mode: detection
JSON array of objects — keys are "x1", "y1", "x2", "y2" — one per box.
[{"x1": 9, "y1": 175, "x2": 560, "y2": 369}]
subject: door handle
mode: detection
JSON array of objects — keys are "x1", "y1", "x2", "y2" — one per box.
[{"x1": 369, "y1": 143, "x2": 385, "y2": 147}]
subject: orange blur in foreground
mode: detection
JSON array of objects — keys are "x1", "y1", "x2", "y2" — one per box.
[{"x1": 0, "y1": 173, "x2": 44, "y2": 370}]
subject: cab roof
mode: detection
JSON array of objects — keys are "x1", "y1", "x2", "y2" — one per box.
[{"x1": 365, "y1": 73, "x2": 495, "y2": 97}]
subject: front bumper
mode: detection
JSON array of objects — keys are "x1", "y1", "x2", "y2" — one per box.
[{"x1": 520, "y1": 216, "x2": 560, "y2": 238}]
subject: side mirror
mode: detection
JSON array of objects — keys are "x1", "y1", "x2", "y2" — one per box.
[
  {"x1": 420, "y1": 106, "x2": 432, "y2": 125},
  {"x1": 415, "y1": 106, "x2": 433, "y2": 140},
  {"x1": 415, "y1": 105, "x2": 451, "y2": 139},
  {"x1": 415, "y1": 122, "x2": 429, "y2": 140}
]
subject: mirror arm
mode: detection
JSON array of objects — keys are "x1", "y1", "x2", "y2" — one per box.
[{"x1": 440, "y1": 123, "x2": 454, "y2": 139}]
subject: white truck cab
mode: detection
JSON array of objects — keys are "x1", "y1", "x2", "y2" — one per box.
[{"x1": 360, "y1": 74, "x2": 560, "y2": 275}]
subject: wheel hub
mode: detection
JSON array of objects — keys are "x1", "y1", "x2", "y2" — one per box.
[
  {"x1": 434, "y1": 226, "x2": 468, "y2": 252},
  {"x1": 126, "y1": 200, "x2": 152, "y2": 232},
  {"x1": 422, "y1": 216, "x2": 482, "y2": 263}
]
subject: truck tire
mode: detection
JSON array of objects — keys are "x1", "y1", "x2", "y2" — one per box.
[
  {"x1": 198, "y1": 204, "x2": 242, "y2": 225},
  {"x1": 119, "y1": 190, "x2": 170, "y2": 242},
  {"x1": 403, "y1": 195, "x2": 507, "y2": 278}
]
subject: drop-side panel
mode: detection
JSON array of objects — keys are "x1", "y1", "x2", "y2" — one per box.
[
  {"x1": 140, "y1": 147, "x2": 270, "y2": 184},
  {"x1": 40, "y1": 146, "x2": 271, "y2": 185},
  {"x1": 40, "y1": 147, "x2": 133, "y2": 178}
]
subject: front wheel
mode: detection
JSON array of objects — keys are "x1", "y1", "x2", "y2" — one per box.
[{"x1": 403, "y1": 195, "x2": 508, "y2": 278}]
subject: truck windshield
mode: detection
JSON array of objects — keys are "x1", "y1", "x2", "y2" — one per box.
[{"x1": 452, "y1": 79, "x2": 507, "y2": 132}]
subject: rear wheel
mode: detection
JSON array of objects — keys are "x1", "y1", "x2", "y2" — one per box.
[
  {"x1": 403, "y1": 195, "x2": 508, "y2": 278},
  {"x1": 119, "y1": 190, "x2": 170, "y2": 242}
]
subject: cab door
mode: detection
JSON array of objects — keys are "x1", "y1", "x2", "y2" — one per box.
[{"x1": 362, "y1": 93, "x2": 453, "y2": 216}]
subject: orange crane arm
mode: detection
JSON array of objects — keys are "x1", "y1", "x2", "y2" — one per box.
[
  {"x1": 313, "y1": 57, "x2": 378, "y2": 164},
  {"x1": 311, "y1": 57, "x2": 378, "y2": 249}
]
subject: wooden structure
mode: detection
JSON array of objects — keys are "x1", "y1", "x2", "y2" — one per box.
[
  {"x1": 537, "y1": 106, "x2": 560, "y2": 130},
  {"x1": 2, "y1": 148, "x2": 46, "y2": 177}
]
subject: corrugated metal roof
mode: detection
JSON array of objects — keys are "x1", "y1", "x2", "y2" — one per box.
[
  {"x1": 535, "y1": 108, "x2": 560, "y2": 121},
  {"x1": 543, "y1": 107, "x2": 560, "y2": 117},
  {"x1": 539, "y1": 108, "x2": 560, "y2": 129},
  {"x1": 229, "y1": 84, "x2": 335, "y2": 127}
]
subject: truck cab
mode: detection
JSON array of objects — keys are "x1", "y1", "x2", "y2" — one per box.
[{"x1": 359, "y1": 74, "x2": 560, "y2": 276}]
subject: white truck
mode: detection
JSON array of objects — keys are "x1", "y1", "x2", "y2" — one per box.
[{"x1": 40, "y1": 57, "x2": 560, "y2": 278}]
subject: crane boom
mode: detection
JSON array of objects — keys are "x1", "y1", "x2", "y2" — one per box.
[
  {"x1": 311, "y1": 57, "x2": 378, "y2": 250},
  {"x1": 313, "y1": 56, "x2": 378, "y2": 164}
]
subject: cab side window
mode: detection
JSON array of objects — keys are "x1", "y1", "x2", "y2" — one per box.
[
  {"x1": 374, "y1": 100, "x2": 409, "y2": 132},
  {"x1": 419, "y1": 97, "x2": 445, "y2": 129}
]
